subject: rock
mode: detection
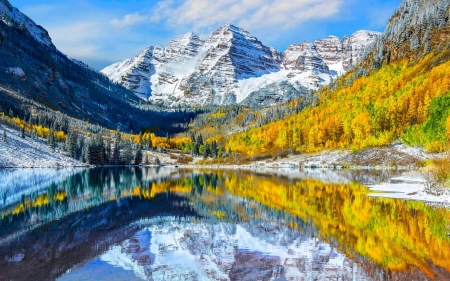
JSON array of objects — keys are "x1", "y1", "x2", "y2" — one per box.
[{"x1": 102, "y1": 25, "x2": 380, "y2": 107}]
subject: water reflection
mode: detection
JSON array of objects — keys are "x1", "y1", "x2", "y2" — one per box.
[{"x1": 0, "y1": 168, "x2": 449, "y2": 281}]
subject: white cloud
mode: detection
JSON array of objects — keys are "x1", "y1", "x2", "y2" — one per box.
[
  {"x1": 147, "y1": 0, "x2": 343, "y2": 31},
  {"x1": 110, "y1": 12, "x2": 149, "y2": 28},
  {"x1": 109, "y1": 0, "x2": 343, "y2": 31}
]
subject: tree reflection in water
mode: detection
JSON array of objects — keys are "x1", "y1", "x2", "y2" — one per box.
[{"x1": 0, "y1": 168, "x2": 449, "y2": 280}]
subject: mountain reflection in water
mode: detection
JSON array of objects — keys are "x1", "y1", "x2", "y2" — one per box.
[{"x1": 0, "y1": 167, "x2": 449, "y2": 281}]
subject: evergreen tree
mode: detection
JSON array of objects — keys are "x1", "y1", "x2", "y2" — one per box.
[
  {"x1": 21, "y1": 126, "x2": 25, "y2": 139},
  {"x1": 192, "y1": 142, "x2": 200, "y2": 156},
  {"x1": 196, "y1": 134, "x2": 203, "y2": 145},
  {"x1": 83, "y1": 141, "x2": 91, "y2": 164},
  {"x1": 134, "y1": 145, "x2": 143, "y2": 165},
  {"x1": 84, "y1": 134, "x2": 105, "y2": 165},
  {"x1": 203, "y1": 143, "x2": 211, "y2": 159},
  {"x1": 190, "y1": 132, "x2": 196, "y2": 143},
  {"x1": 47, "y1": 130, "x2": 56, "y2": 151},
  {"x1": 93, "y1": 134, "x2": 105, "y2": 165},
  {"x1": 113, "y1": 127, "x2": 122, "y2": 165},
  {"x1": 65, "y1": 131, "x2": 77, "y2": 159},
  {"x1": 211, "y1": 141, "x2": 218, "y2": 158},
  {"x1": 77, "y1": 136, "x2": 85, "y2": 162},
  {"x1": 2, "y1": 130, "x2": 6, "y2": 143},
  {"x1": 105, "y1": 139, "x2": 112, "y2": 164},
  {"x1": 122, "y1": 141, "x2": 133, "y2": 165},
  {"x1": 144, "y1": 154, "x2": 149, "y2": 165},
  {"x1": 155, "y1": 156, "x2": 161, "y2": 166}
]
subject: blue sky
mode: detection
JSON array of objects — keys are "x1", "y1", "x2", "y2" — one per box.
[{"x1": 11, "y1": 0, "x2": 401, "y2": 70}]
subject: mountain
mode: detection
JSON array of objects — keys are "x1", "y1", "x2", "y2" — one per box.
[
  {"x1": 224, "y1": 0, "x2": 450, "y2": 158},
  {"x1": 315, "y1": 30, "x2": 381, "y2": 74},
  {"x1": 102, "y1": 32, "x2": 205, "y2": 100},
  {"x1": 0, "y1": 0, "x2": 142, "y2": 129},
  {"x1": 0, "y1": 0, "x2": 198, "y2": 133},
  {"x1": 0, "y1": 0, "x2": 52, "y2": 47},
  {"x1": 102, "y1": 25, "x2": 380, "y2": 107},
  {"x1": 101, "y1": 219, "x2": 373, "y2": 280},
  {"x1": 356, "y1": 0, "x2": 450, "y2": 74}
]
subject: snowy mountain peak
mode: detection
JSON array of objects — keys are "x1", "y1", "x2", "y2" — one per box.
[
  {"x1": 0, "y1": 0, "x2": 53, "y2": 47},
  {"x1": 102, "y1": 27, "x2": 380, "y2": 106},
  {"x1": 162, "y1": 31, "x2": 204, "y2": 63},
  {"x1": 283, "y1": 42, "x2": 329, "y2": 74},
  {"x1": 313, "y1": 30, "x2": 382, "y2": 74}
]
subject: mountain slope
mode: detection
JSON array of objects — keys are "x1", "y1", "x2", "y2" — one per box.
[
  {"x1": 357, "y1": 0, "x2": 450, "y2": 74},
  {"x1": 0, "y1": 0, "x2": 52, "y2": 46},
  {"x1": 0, "y1": 0, "x2": 203, "y2": 134},
  {"x1": 0, "y1": 0, "x2": 142, "y2": 129},
  {"x1": 102, "y1": 25, "x2": 379, "y2": 107},
  {"x1": 224, "y1": 0, "x2": 450, "y2": 156}
]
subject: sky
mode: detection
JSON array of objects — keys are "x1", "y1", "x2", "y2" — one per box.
[{"x1": 11, "y1": 0, "x2": 402, "y2": 70}]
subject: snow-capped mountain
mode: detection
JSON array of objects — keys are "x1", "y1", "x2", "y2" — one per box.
[
  {"x1": 101, "y1": 219, "x2": 373, "y2": 281},
  {"x1": 102, "y1": 32, "x2": 205, "y2": 99},
  {"x1": 314, "y1": 30, "x2": 380, "y2": 75},
  {"x1": 0, "y1": 0, "x2": 169, "y2": 130},
  {"x1": 0, "y1": 0, "x2": 53, "y2": 47},
  {"x1": 102, "y1": 25, "x2": 380, "y2": 107}
]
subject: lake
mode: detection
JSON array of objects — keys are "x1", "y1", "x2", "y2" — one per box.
[{"x1": 0, "y1": 167, "x2": 449, "y2": 281}]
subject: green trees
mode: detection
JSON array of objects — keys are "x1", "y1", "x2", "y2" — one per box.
[
  {"x1": 65, "y1": 131, "x2": 77, "y2": 159},
  {"x1": 121, "y1": 141, "x2": 133, "y2": 165},
  {"x1": 113, "y1": 128, "x2": 121, "y2": 165},
  {"x1": 47, "y1": 130, "x2": 56, "y2": 151},
  {"x1": 134, "y1": 145, "x2": 143, "y2": 165},
  {"x1": 84, "y1": 134, "x2": 106, "y2": 165}
]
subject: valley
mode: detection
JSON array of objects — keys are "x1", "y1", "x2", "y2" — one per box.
[{"x1": 2, "y1": 0, "x2": 450, "y2": 279}]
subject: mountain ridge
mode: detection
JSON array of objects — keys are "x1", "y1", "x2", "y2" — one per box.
[
  {"x1": 102, "y1": 24, "x2": 380, "y2": 107},
  {"x1": 0, "y1": 0, "x2": 198, "y2": 133}
]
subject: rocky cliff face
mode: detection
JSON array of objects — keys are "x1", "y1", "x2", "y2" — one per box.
[
  {"x1": 101, "y1": 32, "x2": 205, "y2": 101},
  {"x1": 355, "y1": 0, "x2": 450, "y2": 74},
  {"x1": 314, "y1": 31, "x2": 381, "y2": 74},
  {"x1": 179, "y1": 23, "x2": 284, "y2": 105},
  {"x1": 102, "y1": 25, "x2": 380, "y2": 107}
]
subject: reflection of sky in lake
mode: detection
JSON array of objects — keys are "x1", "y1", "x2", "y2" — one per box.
[{"x1": 0, "y1": 167, "x2": 449, "y2": 281}]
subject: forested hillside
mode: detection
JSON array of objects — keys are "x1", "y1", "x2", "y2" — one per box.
[
  {"x1": 223, "y1": 0, "x2": 450, "y2": 157},
  {"x1": 0, "y1": 1, "x2": 201, "y2": 135}
]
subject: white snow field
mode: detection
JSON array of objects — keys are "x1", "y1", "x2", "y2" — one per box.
[{"x1": 0, "y1": 124, "x2": 85, "y2": 168}]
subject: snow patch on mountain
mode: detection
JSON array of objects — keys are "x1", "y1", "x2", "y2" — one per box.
[
  {"x1": 0, "y1": 124, "x2": 85, "y2": 168},
  {"x1": 6, "y1": 67, "x2": 25, "y2": 77}
]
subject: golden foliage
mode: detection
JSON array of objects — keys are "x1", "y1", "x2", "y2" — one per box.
[{"x1": 226, "y1": 53, "x2": 450, "y2": 156}]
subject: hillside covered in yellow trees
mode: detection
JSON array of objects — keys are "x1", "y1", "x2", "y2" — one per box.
[
  {"x1": 226, "y1": 51, "x2": 450, "y2": 156},
  {"x1": 223, "y1": 0, "x2": 450, "y2": 158}
]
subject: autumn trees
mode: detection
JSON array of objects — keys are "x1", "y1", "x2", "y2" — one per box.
[{"x1": 226, "y1": 53, "x2": 450, "y2": 157}]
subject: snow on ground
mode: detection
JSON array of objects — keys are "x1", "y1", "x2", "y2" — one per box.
[
  {"x1": 0, "y1": 124, "x2": 85, "y2": 168},
  {"x1": 367, "y1": 171, "x2": 450, "y2": 204},
  {"x1": 225, "y1": 143, "x2": 444, "y2": 169},
  {"x1": 6, "y1": 67, "x2": 25, "y2": 77}
]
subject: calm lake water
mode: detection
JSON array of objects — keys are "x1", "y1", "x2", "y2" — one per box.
[{"x1": 0, "y1": 167, "x2": 449, "y2": 281}]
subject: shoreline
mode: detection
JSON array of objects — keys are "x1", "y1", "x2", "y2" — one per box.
[{"x1": 2, "y1": 164, "x2": 449, "y2": 205}]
